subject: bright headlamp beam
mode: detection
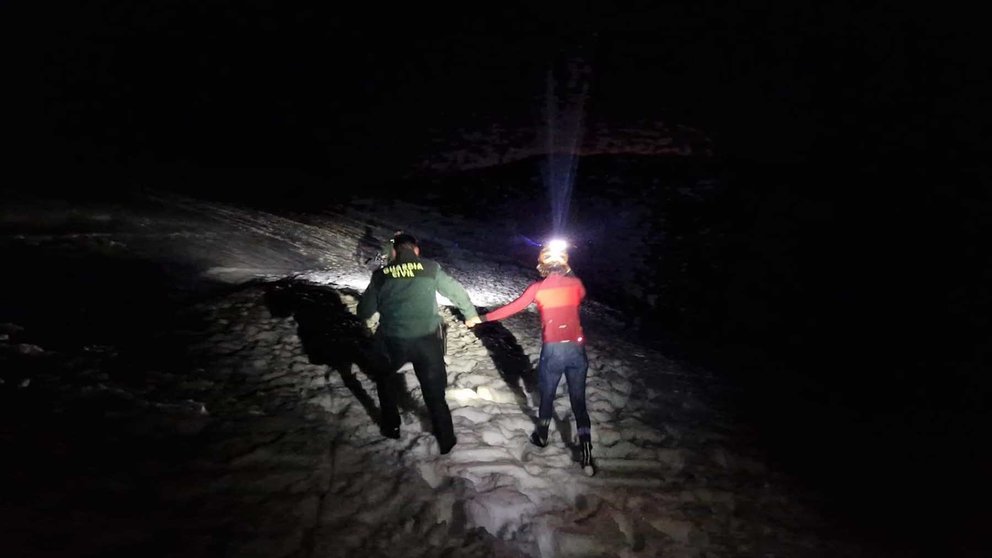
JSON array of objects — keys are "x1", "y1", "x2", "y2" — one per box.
[{"x1": 547, "y1": 238, "x2": 568, "y2": 256}]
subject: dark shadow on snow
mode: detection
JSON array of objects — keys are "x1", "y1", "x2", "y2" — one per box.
[
  {"x1": 464, "y1": 316, "x2": 578, "y2": 450},
  {"x1": 467, "y1": 318, "x2": 536, "y2": 410},
  {"x1": 262, "y1": 280, "x2": 425, "y2": 431},
  {"x1": 469, "y1": 316, "x2": 574, "y2": 447}
]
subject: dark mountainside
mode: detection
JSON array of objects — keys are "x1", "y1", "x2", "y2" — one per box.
[{"x1": 4, "y1": 2, "x2": 992, "y2": 555}]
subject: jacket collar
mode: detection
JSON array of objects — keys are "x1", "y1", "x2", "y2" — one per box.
[{"x1": 392, "y1": 246, "x2": 420, "y2": 264}]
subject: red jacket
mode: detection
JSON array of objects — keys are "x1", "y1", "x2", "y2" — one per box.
[{"x1": 482, "y1": 273, "x2": 586, "y2": 344}]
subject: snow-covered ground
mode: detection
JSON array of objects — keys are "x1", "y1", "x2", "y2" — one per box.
[{"x1": 1, "y1": 191, "x2": 878, "y2": 557}]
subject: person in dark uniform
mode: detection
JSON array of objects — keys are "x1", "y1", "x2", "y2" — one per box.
[{"x1": 357, "y1": 232, "x2": 480, "y2": 454}]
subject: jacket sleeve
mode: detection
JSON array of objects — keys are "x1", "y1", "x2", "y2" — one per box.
[
  {"x1": 436, "y1": 267, "x2": 479, "y2": 320},
  {"x1": 356, "y1": 275, "x2": 380, "y2": 321},
  {"x1": 483, "y1": 282, "x2": 540, "y2": 322}
]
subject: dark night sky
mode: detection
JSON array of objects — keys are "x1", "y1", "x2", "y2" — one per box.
[{"x1": 5, "y1": 2, "x2": 987, "y2": 184}]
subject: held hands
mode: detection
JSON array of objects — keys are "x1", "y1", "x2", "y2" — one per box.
[{"x1": 464, "y1": 316, "x2": 482, "y2": 328}]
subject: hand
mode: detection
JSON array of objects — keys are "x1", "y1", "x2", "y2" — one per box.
[{"x1": 464, "y1": 316, "x2": 481, "y2": 328}]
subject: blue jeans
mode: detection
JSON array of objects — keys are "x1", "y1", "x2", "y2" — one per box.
[{"x1": 538, "y1": 342, "x2": 591, "y2": 439}]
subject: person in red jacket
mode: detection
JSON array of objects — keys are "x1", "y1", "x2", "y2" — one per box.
[{"x1": 478, "y1": 240, "x2": 595, "y2": 474}]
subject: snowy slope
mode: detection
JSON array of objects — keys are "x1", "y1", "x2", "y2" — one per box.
[{"x1": 0, "y1": 191, "x2": 877, "y2": 557}]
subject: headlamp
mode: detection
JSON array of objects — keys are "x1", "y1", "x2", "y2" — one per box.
[
  {"x1": 546, "y1": 238, "x2": 568, "y2": 257},
  {"x1": 537, "y1": 238, "x2": 571, "y2": 276}
]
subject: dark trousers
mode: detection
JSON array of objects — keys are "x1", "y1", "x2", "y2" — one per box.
[
  {"x1": 538, "y1": 342, "x2": 591, "y2": 439},
  {"x1": 375, "y1": 328, "x2": 455, "y2": 450}
]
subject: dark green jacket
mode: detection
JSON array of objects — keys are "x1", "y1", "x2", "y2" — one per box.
[{"x1": 357, "y1": 247, "x2": 478, "y2": 338}]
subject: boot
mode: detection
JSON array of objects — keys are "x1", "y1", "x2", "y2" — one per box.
[
  {"x1": 380, "y1": 421, "x2": 400, "y2": 439},
  {"x1": 529, "y1": 418, "x2": 551, "y2": 448},
  {"x1": 439, "y1": 436, "x2": 457, "y2": 455},
  {"x1": 579, "y1": 439, "x2": 595, "y2": 476}
]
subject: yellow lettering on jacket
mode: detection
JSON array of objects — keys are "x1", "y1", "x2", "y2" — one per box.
[{"x1": 383, "y1": 262, "x2": 424, "y2": 278}]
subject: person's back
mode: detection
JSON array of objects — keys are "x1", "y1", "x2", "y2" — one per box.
[
  {"x1": 479, "y1": 240, "x2": 595, "y2": 474},
  {"x1": 357, "y1": 233, "x2": 479, "y2": 454},
  {"x1": 532, "y1": 273, "x2": 586, "y2": 344},
  {"x1": 363, "y1": 249, "x2": 449, "y2": 338}
]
